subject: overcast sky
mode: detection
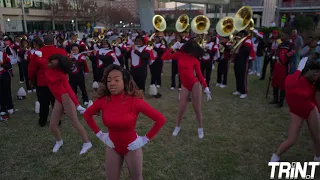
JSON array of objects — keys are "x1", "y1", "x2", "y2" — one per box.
[{"x1": 164, "y1": 2, "x2": 205, "y2": 8}]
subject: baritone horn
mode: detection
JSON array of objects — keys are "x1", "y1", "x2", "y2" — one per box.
[
  {"x1": 216, "y1": 16, "x2": 235, "y2": 37},
  {"x1": 176, "y1": 14, "x2": 189, "y2": 32},
  {"x1": 191, "y1": 15, "x2": 211, "y2": 34},
  {"x1": 234, "y1": 6, "x2": 253, "y2": 31},
  {"x1": 152, "y1": 15, "x2": 166, "y2": 32}
]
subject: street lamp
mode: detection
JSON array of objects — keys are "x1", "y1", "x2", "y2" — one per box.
[
  {"x1": 71, "y1": 20, "x2": 74, "y2": 23},
  {"x1": 120, "y1": 21, "x2": 122, "y2": 24},
  {"x1": 71, "y1": 20, "x2": 75, "y2": 31},
  {"x1": 7, "y1": 18, "x2": 10, "y2": 22},
  {"x1": 123, "y1": 25, "x2": 126, "y2": 28},
  {"x1": 130, "y1": 22, "x2": 133, "y2": 25}
]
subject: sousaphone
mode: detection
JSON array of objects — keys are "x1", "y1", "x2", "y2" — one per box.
[
  {"x1": 191, "y1": 15, "x2": 211, "y2": 34},
  {"x1": 234, "y1": 6, "x2": 253, "y2": 31},
  {"x1": 176, "y1": 14, "x2": 190, "y2": 32}
]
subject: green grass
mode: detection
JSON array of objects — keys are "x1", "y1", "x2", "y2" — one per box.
[{"x1": 0, "y1": 63, "x2": 316, "y2": 180}]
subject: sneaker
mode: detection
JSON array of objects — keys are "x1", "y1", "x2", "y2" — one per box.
[
  {"x1": 216, "y1": 83, "x2": 221, "y2": 87},
  {"x1": 84, "y1": 102, "x2": 89, "y2": 106},
  {"x1": 170, "y1": 87, "x2": 174, "y2": 91},
  {"x1": 19, "y1": 81, "x2": 24, "y2": 84},
  {"x1": 80, "y1": 142, "x2": 92, "y2": 155},
  {"x1": 27, "y1": 90, "x2": 32, "y2": 93},
  {"x1": 7, "y1": 109, "x2": 14, "y2": 114},
  {"x1": 0, "y1": 112, "x2": 6, "y2": 116},
  {"x1": 156, "y1": 85, "x2": 161, "y2": 88},
  {"x1": 198, "y1": 128, "x2": 204, "y2": 139},
  {"x1": 33, "y1": 89, "x2": 37, "y2": 93},
  {"x1": 270, "y1": 153, "x2": 280, "y2": 162},
  {"x1": 233, "y1": 91, "x2": 241, "y2": 96},
  {"x1": 257, "y1": 73, "x2": 261, "y2": 77},
  {"x1": 240, "y1": 94, "x2": 247, "y2": 99},
  {"x1": 178, "y1": 88, "x2": 181, "y2": 91},
  {"x1": 249, "y1": 71, "x2": 255, "y2": 75},
  {"x1": 219, "y1": 84, "x2": 226, "y2": 88},
  {"x1": 172, "y1": 126, "x2": 181, "y2": 136},
  {"x1": 52, "y1": 140, "x2": 64, "y2": 153}
]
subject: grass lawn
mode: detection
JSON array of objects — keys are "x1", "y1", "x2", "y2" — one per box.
[{"x1": 0, "y1": 63, "x2": 316, "y2": 180}]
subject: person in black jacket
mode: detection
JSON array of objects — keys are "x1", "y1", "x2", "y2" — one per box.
[
  {"x1": 252, "y1": 31, "x2": 265, "y2": 77},
  {"x1": 217, "y1": 36, "x2": 232, "y2": 88}
]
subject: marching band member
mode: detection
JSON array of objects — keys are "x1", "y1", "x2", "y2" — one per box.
[
  {"x1": 45, "y1": 54, "x2": 91, "y2": 154},
  {"x1": 130, "y1": 35, "x2": 154, "y2": 92},
  {"x1": 232, "y1": 30, "x2": 255, "y2": 99},
  {"x1": 270, "y1": 49, "x2": 320, "y2": 162},
  {"x1": 93, "y1": 39, "x2": 120, "y2": 85},
  {"x1": 269, "y1": 30, "x2": 295, "y2": 108},
  {"x1": 113, "y1": 37, "x2": 125, "y2": 68},
  {"x1": 63, "y1": 34, "x2": 87, "y2": 53},
  {"x1": 170, "y1": 35, "x2": 184, "y2": 91},
  {"x1": 200, "y1": 35, "x2": 218, "y2": 87},
  {"x1": 4, "y1": 38, "x2": 15, "y2": 77},
  {"x1": 0, "y1": 50, "x2": 14, "y2": 116},
  {"x1": 69, "y1": 44, "x2": 90, "y2": 105},
  {"x1": 124, "y1": 36, "x2": 133, "y2": 70},
  {"x1": 216, "y1": 36, "x2": 232, "y2": 88},
  {"x1": 83, "y1": 64, "x2": 166, "y2": 179},
  {"x1": 28, "y1": 35, "x2": 65, "y2": 127},
  {"x1": 162, "y1": 40, "x2": 212, "y2": 138},
  {"x1": 150, "y1": 36, "x2": 166, "y2": 88},
  {"x1": 251, "y1": 31, "x2": 265, "y2": 77},
  {"x1": 17, "y1": 38, "x2": 31, "y2": 93},
  {"x1": 260, "y1": 30, "x2": 280, "y2": 80}
]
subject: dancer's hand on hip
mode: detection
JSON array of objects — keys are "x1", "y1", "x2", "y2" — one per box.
[
  {"x1": 96, "y1": 131, "x2": 115, "y2": 148},
  {"x1": 127, "y1": 136, "x2": 149, "y2": 151}
]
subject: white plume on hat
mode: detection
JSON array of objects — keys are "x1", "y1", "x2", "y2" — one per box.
[
  {"x1": 92, "y1": 81, "x2": 99, "y2": 89},
  {"x1": 17, "y1": 87, "x2": 27, "y2": 97},
  {"x1": 149, "y1": 84, "x2": 157, "y2": 96},
  {"x1": 34, "y1": 101, "x2": 40, "y2": 114}
]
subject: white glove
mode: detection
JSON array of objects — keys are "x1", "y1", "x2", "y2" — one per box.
[
  {"x1": 76, "y1": 105, "x2": 86, "y2": 114},
  {"x1": 35, "y1": 51, "x2": 42, "y2": 57},
  {"x1": 297, "y1": 57, "x2": 308, "y2": 71},
  {"x1": 96, "y1": 131, "x2": 115, "y2": 148},
  {"x1": 127, "y1": 136, "x2": 149, "y2": 151},
  {"x1": 204, "y1": 87, "x2": 212, "y2": 101}
]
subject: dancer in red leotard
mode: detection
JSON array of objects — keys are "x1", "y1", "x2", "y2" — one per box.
[
  {"x1": 83, "y1": 64, "x2": 166, "y2": 180},
  {"x1": 44, "y1": 54, "x2": 92, "y2": 154},
  {"x1": 270, "y1": 49, "x2": 320, "y2": 162},
  {"x1": 161, "y1": 40, "x2": 212, "y2": 138}
]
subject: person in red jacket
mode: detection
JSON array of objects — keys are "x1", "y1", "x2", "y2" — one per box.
[
  {"x1": 45, "y1": 54, "x2": 91, "y2": 154},
  {"x1": 83, "y1": 64, "x2": 166, "y2": 179},
  {"x1": 270, "y1": 49, "x2": 320, "y2": 162},
  {"x1": 28, "y1": 35, "x2": 67, "y2": 126},
  {"x1": 161, "y1": 40, "x2": 212, "y2": 138}
]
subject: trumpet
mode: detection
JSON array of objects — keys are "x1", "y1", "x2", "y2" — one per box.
[
  {"x1": 92, "y1": 37, "x2": 99, "y2": 43},
  {"x1": 112, "y1": 40, "x2": 118, "y2": 47},
  {"x1": 98, "y1": 34, "x2": 105, "y2": 40}
]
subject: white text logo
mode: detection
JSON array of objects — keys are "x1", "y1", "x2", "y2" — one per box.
[{"x1": 268, "y1": 162, "x2": 320, "y2": 179}]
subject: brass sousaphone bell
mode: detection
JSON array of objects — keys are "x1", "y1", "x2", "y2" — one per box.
[
  {"x1": 216, "y1": 16, "x2": 235, "y2": 37},
  {"x1": 152, "y1": 15, "x2": 166, "y2": 32},
  {"x1": 190, "y1": 15, "x2": 211, "y2": 34},
  {"x1": 234, "y1": 6, "x2": 253, "y2": 31},
  {"x1": 176, "y1": 14, "x2": 190, "y2": 32}
]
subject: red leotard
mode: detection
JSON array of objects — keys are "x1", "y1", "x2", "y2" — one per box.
[
  {"x1": 45, "y1": 68, "x2": 79, "y2": 106},
  {"x1": 162, "y1": 50, "x2": 207, "y2": 91},
  {"x1": 83, "y1": 93, "x2": 166, "y2": 155},
  {"x1": 285, "y1": 70, "x2": 320, "y2": 119}
]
